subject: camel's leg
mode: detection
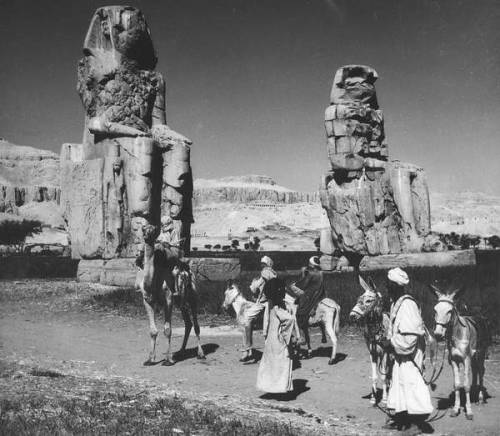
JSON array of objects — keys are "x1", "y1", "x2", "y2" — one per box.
[
  {"x1": 179, "y1": 306, "x2": 192, "y2": 355},
  {"x1": 162, "y1": 289, "x2": 175, "y2": 366},
  {"x1": 370, "y1": 355, "x2": 378, "y2": 405},
  {"x1": 190, "y1": 300, "x2": 205, "y2": 359},
  {"x1": 142, "y1": 297, "x2": 158, "y2": 365},
  {"x1": 464, "y1": 356, "x2": 473, "y2": 420},
  {"x1": 380, "y1": 352, "x2": 388, "y2": 405},
  {"x1": 450, "y1": 360, "x2": 461, "y2": 417}
]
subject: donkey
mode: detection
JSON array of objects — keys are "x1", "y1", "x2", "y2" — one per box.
[
  {"x1": 350, "y1": 276, "x2": 392, "y2": 405},
  {"x1": 430, "y1": 285, "x2": 490, "y2": 420},
  {"x1": 223, "y1": 280, "x2": 340, "y2": 365}
]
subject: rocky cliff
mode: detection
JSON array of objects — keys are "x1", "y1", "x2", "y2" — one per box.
[
  {"x1": 0, "y1": 139, "x2": 60, "y2": 213},
  {"x1": 193, "y1": 175, "x2": 319, "y2": 205}
]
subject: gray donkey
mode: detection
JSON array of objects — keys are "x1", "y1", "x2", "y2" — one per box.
[{"x1": 430, "y1": 285, "x2": 490, "y2": 420}]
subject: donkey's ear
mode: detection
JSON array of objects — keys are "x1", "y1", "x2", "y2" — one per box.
[
  {"x1": 429, "y1": 284, "x2": 442, "y2": 299},
  {"x1": 451, "y1": 287, "x2": 465, "y2": 300},
  {"x1": 368, "y1": 276, "x2": 377, "y2": 291}
]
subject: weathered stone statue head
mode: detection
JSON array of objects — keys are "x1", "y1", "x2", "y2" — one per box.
[{"x1": 83, "y1": 6, "x2": 156, "y2": 70}]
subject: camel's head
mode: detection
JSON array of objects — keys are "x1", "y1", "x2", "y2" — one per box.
[
  {"x1": 223, "y1": 279, "x2": 240, "y2": 310},
  {"x1": 142, "y1": 224, "x2": 160, "y2": 244},
  {"x1": 429, "y1": 284, "x2": 464, "y2": 340}
]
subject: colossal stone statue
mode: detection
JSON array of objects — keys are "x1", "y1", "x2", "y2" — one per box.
[
  {"x1": 61, "y1": 6, "x2": 193, "y2": 259},
  {"x1": 320, "y1": 65, "x2": 432, "y2": 260}
]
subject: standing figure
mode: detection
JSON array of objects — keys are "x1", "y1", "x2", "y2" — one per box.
[
  {"x1": 382, "y1": 267, "x2": 433, "y2": 432},
  {"x1": 256, "y1": 278, "x2": 295, "y2": 394},
  {"x1": 104, "y1": 156, "x2": 126, "y2": 255}
]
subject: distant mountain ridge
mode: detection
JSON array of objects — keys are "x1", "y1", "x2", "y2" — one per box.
[{"x1": 193, "y1": 175, "x2": 319, "y2": 205}]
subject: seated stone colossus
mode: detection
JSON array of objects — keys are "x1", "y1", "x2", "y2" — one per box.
[
  {"x1": 61, "y1": 6, "x2": 193, "y2": 260},
  {"x1": 320, "y1": 65, "x2": 435, "y2": 261}
]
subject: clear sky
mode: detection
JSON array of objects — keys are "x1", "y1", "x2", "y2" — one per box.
[{"x1": 1, "y1": 0, "x2": 499, "y2": 194}]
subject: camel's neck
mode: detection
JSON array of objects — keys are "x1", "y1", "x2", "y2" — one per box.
[{"x1": 144, "y1": 243, "x2": 155, "y2": 263}]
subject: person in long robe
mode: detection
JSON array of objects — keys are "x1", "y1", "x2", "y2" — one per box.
[
  {"x1": 256, "y1": 278, "x2": 294, "y2": 394},
  {"x1": 382, "y1": 267, "x2": 433, "y2": 432}
]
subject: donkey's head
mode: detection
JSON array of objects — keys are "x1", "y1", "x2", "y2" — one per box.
[
  {"x1": 429, "y1": 284, "x2": 465, "y2": 340},
  {"x1": 222, "y1": 279, "x2": 241, "y2": 310},
  {"x1": 142, "y1": 224, "x2": 161, "y2": 245},
  {"x1": 350, "y1": 276, "x2": 382, "y2": 321}
]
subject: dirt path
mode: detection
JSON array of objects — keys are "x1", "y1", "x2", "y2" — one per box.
[{"x1": 1, "y1": 279, "x2": 499, "y2": 435}]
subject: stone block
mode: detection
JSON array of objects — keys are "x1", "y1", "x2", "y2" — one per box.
[
  {"x1": 188, "y1": 257, "x2": 241, "y2": 282},
  {"x1": 359, "y1": 250, "x2": 476, "y2": 271},
  {"x1": 324, "y1": 105, "x2": 336, "y2": 121},
  {"x1": 320, "y1": 254, "x2": 337, "y2": 271},
  {"x1": 100, "y1": 258, "x2": 137, "y2": 287},
  {"x1": 61, "y1": 159, "x2": 105, "y2": 259},
  {"x1": 320, "y1": 227, "x2": 336, "y2": 255},
  {"x1": 77, "y1": 259, "x2": 105, "y2": 283}
]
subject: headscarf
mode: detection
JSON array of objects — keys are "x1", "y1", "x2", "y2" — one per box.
[
  {"x1": 260, "y1": 256, "x2": 273, "y2": 268},
  {"x1": 387, "y1": 267, "x2": 409, "y2": 286},
  {"x1": 309, "y1": 256, "x2": 321, "y2": 269}
]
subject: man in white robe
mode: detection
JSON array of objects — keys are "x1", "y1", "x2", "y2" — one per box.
[{"x1": 382, "y1": 267, "x2": 433, "y2": 432}]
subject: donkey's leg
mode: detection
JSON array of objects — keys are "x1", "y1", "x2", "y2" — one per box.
[
  {"x1": 190, "y1": 300, "x2": 205, "y2": 359},
  {"x1": 303, "y1": 325, "x2": 313, "y2": 358},
  {"x1": 450, "y1": 360, "x2": 461, "y2": 417},
  {"x1": 142, "y1": 297, "x2": 158, "y2": 365},
  {"x1": 369, "y1": 354, "x2": 378, "y2": 405},
  {"x1": 320, "y1": 322, "x2": 327, "y2": 344},
  {"x1": 464, "y1": 356, "x2": 473, "y2": 420},
  {"x1": 162, "y1": 289, "x2": 175, "y2": 366},
  {"x1": 324, "y1": 312, "x2": 338, "y2": 365},
  {"x1": 179, "y1": 306, "x2": 192, "y2": 355},
  {"x1": 380, "y1": 352, "x2": 388, "y2": 405},
  {"x1": 478, "y1": 352, "x2": 486, "y2": 403}
]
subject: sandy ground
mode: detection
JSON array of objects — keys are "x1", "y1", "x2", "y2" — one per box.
[{"x1": 1, "y1": 279, "x2": 499, "y2": 435}]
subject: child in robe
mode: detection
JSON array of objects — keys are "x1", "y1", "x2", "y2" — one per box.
[{"x1": 256, "y1": 278, "x2": 295, "y2": 393}]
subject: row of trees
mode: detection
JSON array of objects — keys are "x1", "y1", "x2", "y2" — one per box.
[
  {"x1": 196, "y1": 237, "x2": 261, "y2": 252},
  {"x1": 438, "y1": 232, "x2": 500, "y2": 250},
  {"x1": 0, "y1": 218, "x2": 42, "y2": 254}
]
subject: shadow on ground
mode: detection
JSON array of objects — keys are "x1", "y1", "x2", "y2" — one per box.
[
  {"x1": 259, "y1": 379, "x2": 310, "y2": 401},
  {"x1": 173, "y1": 343, "x2": 220, "y2": 362}
]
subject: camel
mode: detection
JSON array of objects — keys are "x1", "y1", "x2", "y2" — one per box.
[
  {"x1": 135, "y1": 223, "x2": 204, "y2": 366},
  {"x1": 350, "y1": 276, "x2": 392, "y2": 405},
  {"x1": 223, "y1": 279, "x2": 340, "y2": 365},
  {"x1": 430, "y1": 285, "x2": 490, "y2": 420}
]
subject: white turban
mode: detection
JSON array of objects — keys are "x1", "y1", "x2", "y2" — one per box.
[
  {"x1": 309, "y1": 256, "x2": 321, "y2": 268},
  {"x1": 260, "y1": 256, "x2": 273, "y2": 267},
  {"x1": 387, "y1": 267, "x2": 409, "y2": 286}
]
